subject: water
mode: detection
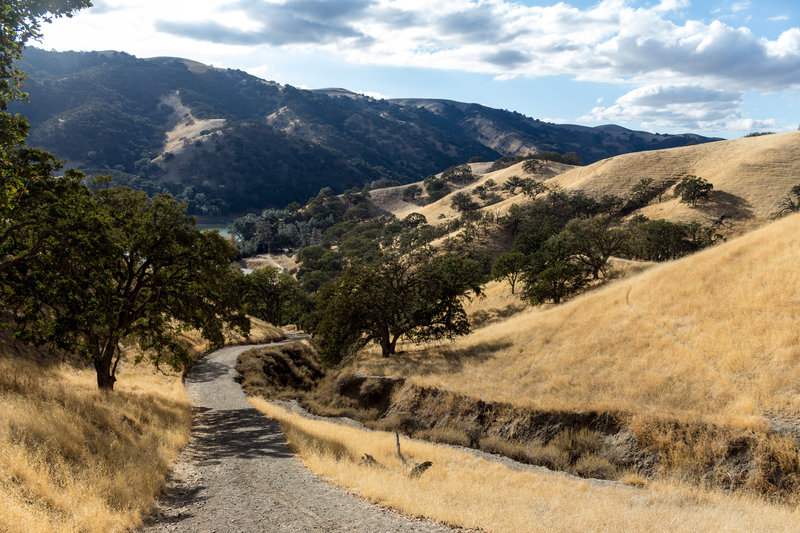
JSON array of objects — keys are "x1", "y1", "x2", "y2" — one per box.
[{"x1": 196, "y1": 222, "x2": 232, "y2": 239}]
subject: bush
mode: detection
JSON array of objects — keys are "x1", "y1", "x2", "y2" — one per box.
[{"x1": 423, "y1": 175, "x2": 451, "y2": 201}]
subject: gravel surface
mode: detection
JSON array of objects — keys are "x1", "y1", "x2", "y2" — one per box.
[{"x1": 141, "y1": 339, "x2": 458, "y2": 533}]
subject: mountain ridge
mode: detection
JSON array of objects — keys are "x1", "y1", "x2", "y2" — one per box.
[{"x1": 13, "y1": 48, "x2": 720, "y2": 215}]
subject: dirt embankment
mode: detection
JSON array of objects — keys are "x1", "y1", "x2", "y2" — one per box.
[{"x1": 238, "y1": 343, "x2": 800, "y2": 502}]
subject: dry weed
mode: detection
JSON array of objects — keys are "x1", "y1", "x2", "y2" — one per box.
[{"x1": 252, "y1": 400, "x2": 800, "y2": 533}]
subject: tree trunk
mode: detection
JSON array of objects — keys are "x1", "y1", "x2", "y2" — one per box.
[
  {"x1": 94, "y1": 344, "x2": 117, "y2": 390},
  {"x1": 380, "y1": 333, "x2": 391, "y2": 358},
  {"x1": 379, "y1": 331, "x2": 399, "y2": 357}
]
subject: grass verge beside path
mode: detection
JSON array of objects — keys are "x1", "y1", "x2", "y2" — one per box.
[
  {"x1": 252, "y1": 399, "x2": 800, "y2": 533},
  {"x1": 0, "y1": 318, "x2": 282, "y2": 532},
  {"x1": 0, "y1": 356, "x2": 191, "y2": 532}
]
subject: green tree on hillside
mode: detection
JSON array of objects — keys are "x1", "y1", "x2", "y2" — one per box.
[
  {"x1": 402, "y1": 184, "x2": 422, "y2": 201},
  {"x1": 311, "y1": 250, "x2": 484, "y2": 363},
  {"x1": 491, "y1": 252, "x2": 526, "y2": 294},
  {"x1": 521, "y1": 233, "x2": 587, "y2": 305},
  {"x1": 241, "y1": 266, "x2": 303, "y2": 326},
  {"x1": 1, "y1": 1, "x2": 251, "y2": 390},
  {"x1": 563, "y1": 216, "x2": 628, "y2": 279},
  {"x1": 674, "y1": 175, "x2": 713, "y2": 206},
  {"x1": 450, "y1": 191, "x2": 480, "y2": 213}
]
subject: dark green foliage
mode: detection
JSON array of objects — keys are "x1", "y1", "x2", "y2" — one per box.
[
  {"x1": 624, "y1": 177, "x2": 656, "y2": 211},
  {"x1": 450, "y1": 191, "x2": 480, "y2": 213},
  {"x1": 533, "y1": 151, "x2": 583, "y2": 166},
  {"x1": 521, "y1": 233, "x2": 587, "y2": 305},
  {"x1": 2, "y1": 6, "x2": 248, "y2": 389},
  {"x1": 423, "y1": 175, "x2": 451, "y2": 201},
  {"x1": 402, "y1": 184, "x2": 422, "y2": 201},
  {"x1": 441, "y1": 163, "x2": 474, "y2": 184},
  {"x1": 563, "y1": 216, "x2": 628, "y2": 279},
  {"x1": 311, "y1": 250, "x2": 484, "y2": 363},
  {"x1": 491, "y1": 252, "x2": 527, "y2": 294},
  {"x1": 171, "y1": 121, "x2": 376, "y2": 213},
  {"x1": 487, "y1": 154, "x2": 533, "y2": 172},
  {"x1": 502, "y1": 175, "x2": 525, "y2": 193},
  {"x1": 240, "y1": 266, "x2": 305, "y2": 326},
  {"x1": 626, "y1": 217, "x2": 720, "y2": 261},
  {"x1": 674, "y1": 175, "x2": 713, "y2": 206},
  {"x1": 5, "y1": 185, "x2": 249, "y2": 389},
  {"x1": 522, "y1": 159, "x2": 540, "y2": 173}
]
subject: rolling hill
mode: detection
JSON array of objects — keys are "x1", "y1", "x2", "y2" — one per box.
[
  {"x1": 359, "y1": 210, "x2": 800, "y2": 427},
  {"x1": 368, "y1": 131, "x2": 800, "y2": 238}
]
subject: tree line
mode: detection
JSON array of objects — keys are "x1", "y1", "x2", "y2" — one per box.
[{"x1": 229, "y1": 169, "x2": 722, "y2": 364}]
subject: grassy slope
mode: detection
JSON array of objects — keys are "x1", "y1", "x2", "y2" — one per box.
[
  {"x1": 0, "y1": 354, "x2": 191, "y2": 532},
  {"x1": 397, "y1": 211, "x2": 800, "y2": 426},
  {"x1": 367, "y1": 161, "x2": 573, "y2": 223},
  {"x1": 370, "y1": 132, "x2": 800, "y2": 239}
]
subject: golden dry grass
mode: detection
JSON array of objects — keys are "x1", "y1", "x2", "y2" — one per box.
[
  {"x1": 252, "y1": 399, "x2": 800, "y2": 533},
  {"x1": 0, "y1": 354, "x2": 191, "y2": 533},
  {"x1": 402, "y1": 211, "x2": 800, "y2": 427},
  {"x1": 433, "y1": 132, "x2": 800, "y2": 241},
  {"x1": 367, "y1": 160, "x2": 571, "y2": 224}
]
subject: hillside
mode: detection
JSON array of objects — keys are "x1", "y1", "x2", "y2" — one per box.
[
  {"x1": 12, "y1": 48, "x2": 718, "y2": 215},
  {"x1": 390, "y1": 97, "x2": 716, "y2": 160},
  {"x1": 369, "y1": 132, "x2": 800, "y2": 239},
  {"x1": 368, "y1": 211, "x2": 800, "y2": 426}
]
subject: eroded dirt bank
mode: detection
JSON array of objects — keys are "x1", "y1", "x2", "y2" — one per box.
[{"x1": 236, "y1": 342, "x2": 800, "y2": 502}]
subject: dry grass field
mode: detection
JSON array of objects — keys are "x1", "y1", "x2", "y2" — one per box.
[
  {"x1": 252, "y1": 400, "x2": 800, "y2": 533},
  {"x1": 0, "y1": 354, "x2": 190, "y2": 532},
  {"x1": 370, "y1": 132, "x2": 800, "y2": 241},
  {"x1": 368, "y1": 160, "x2": 573, "y2": 223},
  {"x1": 361, "y1": 211, "x2": 800, "y2": 427}
]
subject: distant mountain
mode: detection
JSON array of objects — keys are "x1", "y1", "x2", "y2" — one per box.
[
  {"x1": 12, "y1": 48, "x2": 720, "y2": 216},
  {"x1": 389, "y1": 98, "x2": 717, "y2": 161}
]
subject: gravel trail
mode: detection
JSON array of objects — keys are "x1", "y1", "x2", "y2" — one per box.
[{"x1": 141, "y1": 338, "x2": 455, "y2": 533}]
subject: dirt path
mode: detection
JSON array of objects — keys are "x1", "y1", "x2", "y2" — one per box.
[{"x1": 141, "y1": 338, "x2": 456, "y2": 533}]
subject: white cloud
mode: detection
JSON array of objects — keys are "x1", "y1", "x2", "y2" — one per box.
[
  {"x1": 653, "y1": 0, "x2": 690, "y2": 13},
  {"x1": 584, "y1": 84, "x2": 777, "y2": 131},
  {"x1": 731, "y1": 2, "x2": 751, "y2": 13},
  {"x1": 769, "y1": 15, "x2": 790, "y2": 22}
]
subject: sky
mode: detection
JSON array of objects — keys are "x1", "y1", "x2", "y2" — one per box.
[{"x1": 36, "y1": 0, "x2": 800, "y2": 139}]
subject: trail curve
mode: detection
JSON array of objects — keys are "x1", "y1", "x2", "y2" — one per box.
[{"x1": 141, "y1": 337, "x2": 455, "y2": 533}]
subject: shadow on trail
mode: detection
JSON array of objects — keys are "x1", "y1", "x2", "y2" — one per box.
[
  {"x1": 187, "y1": 359, "x2": 229, "y2": 383},
  {"x1": 187, "y1": 406, "x2": 293, "y2": 465}
]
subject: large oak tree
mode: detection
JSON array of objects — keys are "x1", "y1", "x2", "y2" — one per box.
[{"x1": 311, "y1": 249, "x2": 484, "y2": 364}]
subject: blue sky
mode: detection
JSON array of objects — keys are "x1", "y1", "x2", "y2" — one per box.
[{"x1": 37, "y1": 0, "x2": 800, "y2": 138}]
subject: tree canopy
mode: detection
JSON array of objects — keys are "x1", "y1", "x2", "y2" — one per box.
[
  {"x1": 311, "y1": 250, "x2": 484, "y2": 363},
  {"x1": 674, "y1": 175, "x2": 713, "y2": 206},
  {"x1": 5, "y1": 184, "x2": 249, "y2": 389},
  {"x1": 1, "y1": 1, "x2": 250, "y2": 389}
]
